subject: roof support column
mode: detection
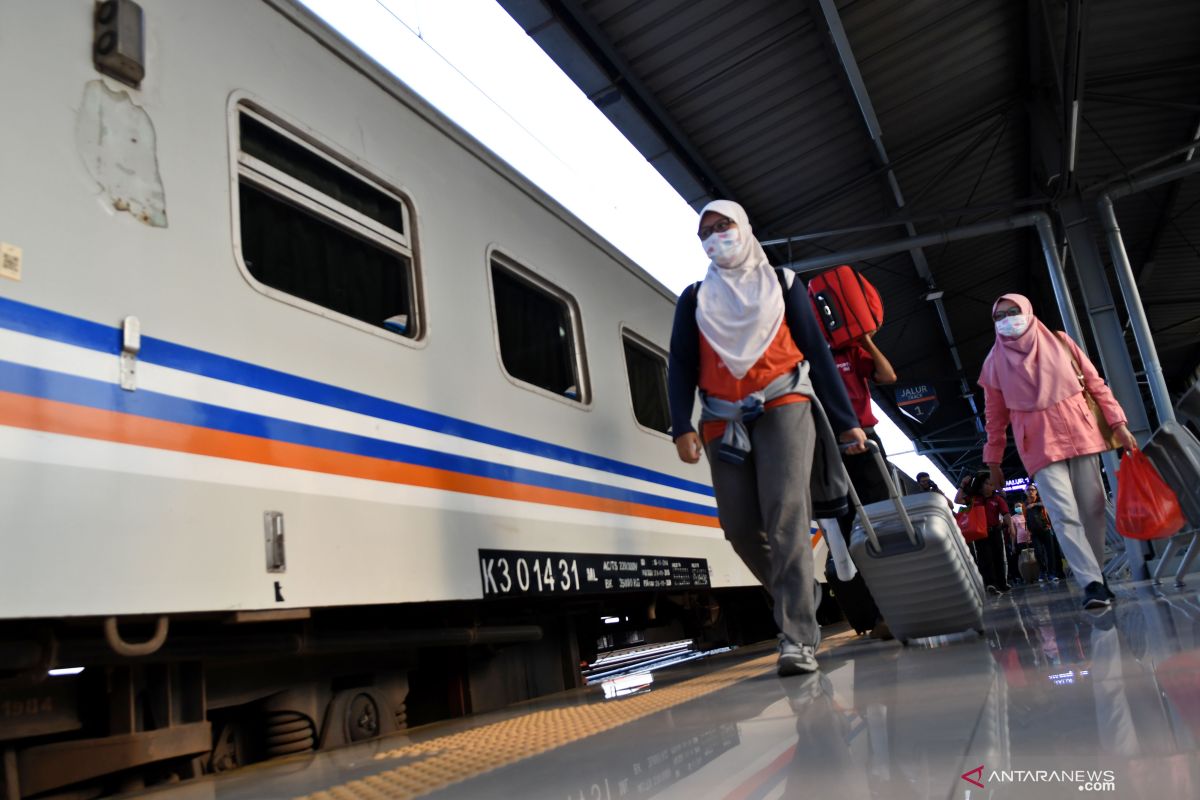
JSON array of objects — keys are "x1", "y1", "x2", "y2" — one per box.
[
  {"x1": 1027, "y1": 89, "x2": 1149, "y2": 572},
  {"x1": 1097, "y1": 193, "x2": 1175, "y2": 427},
  {"x1": 1059, "y1": 193, "x2": 1153, "y2": 580},
  {"x1": 1096, "y1": 155, "x2": 1200, "y2": 427},
  {"x1": 1057, "y1": 194, "x2": 1153, "y2": 445}
]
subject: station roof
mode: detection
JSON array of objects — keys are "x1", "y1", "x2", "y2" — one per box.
[{"x1": 498, "y1": 0, "x2": 1200, "y2": 480}]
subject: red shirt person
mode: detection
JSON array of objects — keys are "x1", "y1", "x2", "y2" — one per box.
[
  {"x1": 955, "y1": 471, "x2": 1012, "y2": 593},
  {"x1": 827, "y1": 331, "x2": 898, "y2": 639},
  {"x1": 832, "y1": 332, "x2": 896, "y2": 430}
]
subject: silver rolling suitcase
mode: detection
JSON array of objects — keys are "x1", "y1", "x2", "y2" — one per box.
[{"x1": 846, "y1": 442, "x2": 985, "y2": 644}]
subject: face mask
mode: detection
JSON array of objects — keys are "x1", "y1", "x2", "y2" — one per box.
[
  {"x1": 995, "y1": 314, "x2": 1031, "y2": 338},
  {"x1": 703, "y1": 229, "x2": 742, "y2": 268}
]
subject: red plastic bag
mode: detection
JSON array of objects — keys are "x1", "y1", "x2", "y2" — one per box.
[
  {"x1": 1116, "y1": 450, "x2": 1185, "y2": 540},
  {"x1": 956, "y1": 503, "x2": 988, "y2": 542}
]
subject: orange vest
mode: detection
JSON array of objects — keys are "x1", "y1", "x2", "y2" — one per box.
[{"x1": 699, "y1": 323, "x2": 806, "y2": 443}]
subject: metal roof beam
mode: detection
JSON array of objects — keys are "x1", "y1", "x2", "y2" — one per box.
[
  {"x1": 913, "y1": 443, "x2": 982, "y2": 456},
  {"x1": 779, "y1": 211, "x2": 1056, "y2": 277},
  {"x1": 919, "y1": 416, "x2": 989, "y2": 439},
  {"x1": 809, "y1": 0, "x2": 982, "y2": 433},
  {"x1": 763, "y1": 98, "x2": 1014, "y2": 231},
  {"x1": 1059, "y1": 0, "x2": 1090, "y2": 191},
  {"x1": 1085, "y1": 93, "x2": 1200, "y2": 114},
  {"x1": 760, "y1": 196, "x2": 1047, "y2": 248},
  {"x1": 1135, "y1": 118, "x2": 1200, "y2": 281},
  {"x1": 546, "y1": 0, "x2": 735, "y2": 204},
  {"x1": 904, "y1": 114, "x2": 1012, "y2": 212},
  {"x1": 1135, "y1": 180, "x2": 1183, "y2": 284},
  {"x1": 1088, "y1": 60, "x2": 1200, "y2": 88},
  {"x1": 1035, "y1": 0, "x2": 1064, "y2": 109}
]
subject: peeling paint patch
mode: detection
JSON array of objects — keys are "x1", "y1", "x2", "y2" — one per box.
[{"x1": 76, "y1": 80, "x2": 168, "y2": 227}]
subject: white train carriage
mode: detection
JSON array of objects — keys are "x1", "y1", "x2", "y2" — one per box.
[{"x1": 0, "y1": 1, "x2": 780, "y2": 793}]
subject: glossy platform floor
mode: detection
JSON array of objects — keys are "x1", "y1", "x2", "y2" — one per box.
[{"x1": 140, "y1": 579, "x2": 1200, "y2": 800}]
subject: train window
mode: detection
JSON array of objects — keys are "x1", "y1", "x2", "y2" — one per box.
[
  {"x1": 490, "y1": 258, "x2": 589, "y2": 404},
  {"x1": 621, "y1": 332, "x2": 670, "y2": 434},
  {"x1": 234, "y1": 105, "x2": 421, "y2": 340}
]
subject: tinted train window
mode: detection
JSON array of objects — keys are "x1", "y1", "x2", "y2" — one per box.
[
  {"x1": 235, "y1": 106, "x2": 420, "y2": 339},
  {"x1": 491, "y1": 260, "x2": 588, "y2": 403},
  {"x1": 622, "y1": 333, "x2": 670, "y2": 434}
]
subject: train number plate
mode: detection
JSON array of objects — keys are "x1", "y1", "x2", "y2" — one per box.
[{"x1": 479, "y1": 549, "x2": 710, "y2": 598}]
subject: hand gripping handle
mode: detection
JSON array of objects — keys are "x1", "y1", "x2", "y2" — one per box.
[{"x1": 841, "y1": 440, "x2": 918, "y2": 549}]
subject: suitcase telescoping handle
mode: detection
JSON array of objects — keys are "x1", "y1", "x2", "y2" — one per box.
[{"x1": 841, "y1": 440, "x2": 918, "y2": 549}]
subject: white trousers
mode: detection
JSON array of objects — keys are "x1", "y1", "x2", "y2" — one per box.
[{"x1": 1034, "y1": 455, "x2": 1108, "y2": 588}]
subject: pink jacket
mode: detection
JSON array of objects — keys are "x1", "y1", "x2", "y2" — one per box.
[
  {"x1": 983, "y1": 334, "x2": 1126, "y2": 477},
  {"x1": 1010, "y1": 514, "x2": 1030, "y2": 544}
]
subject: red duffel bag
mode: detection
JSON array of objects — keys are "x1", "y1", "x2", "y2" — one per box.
[
  {"x1": 807, "y1": 265, "x2": 884, "y2": 348},
  {"x1": 1116, "y1": 449, "x2": 1185, "y2": 539}
]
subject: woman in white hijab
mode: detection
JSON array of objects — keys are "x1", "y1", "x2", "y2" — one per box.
[{"x1": 668, "y1": 200, "x2": 865, "y2": 676}]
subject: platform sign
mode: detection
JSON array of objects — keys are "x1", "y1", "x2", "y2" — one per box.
[
  {"x1": 1004, "y1": 477, "x2": 1030, "y2": 492},
  {"x1": 895, "y1": 383, "x2": 939, "y2": 423},
  {"x1": 479, "y1": 549, "x2": 710, "y2": 597}
]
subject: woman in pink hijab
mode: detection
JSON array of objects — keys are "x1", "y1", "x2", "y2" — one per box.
[{"x1": 979, "y1": 294, "x2": 1136, "y2": 610}]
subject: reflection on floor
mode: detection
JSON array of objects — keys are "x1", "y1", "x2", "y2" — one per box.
[{"x1": 140, "y1": 580, "x2": 1200, "y2": 800}]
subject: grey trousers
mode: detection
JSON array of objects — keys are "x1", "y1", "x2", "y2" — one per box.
[
  {"x1": 705, "y1": 401, "x2": 819, "y2": 645},
  {"x1": 1034, "y1": 454, "x2": 1107, "y2": 589}
]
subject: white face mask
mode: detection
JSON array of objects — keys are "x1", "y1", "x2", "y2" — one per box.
[
  {"x1": 703, "y1": 229, "x2": 742, "y2": 268},
  {"x1": 995, "y1": 314, "x2": 1031, "y2": 338}
]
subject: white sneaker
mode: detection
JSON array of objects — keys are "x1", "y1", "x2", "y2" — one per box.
[{"x1": 777, "y1": 639, "x2": 819, "y2": 676}]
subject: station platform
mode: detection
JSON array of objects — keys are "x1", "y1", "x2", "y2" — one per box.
[{"x1": 137, "y1": 580, "x2": 1200, "y2": 800}]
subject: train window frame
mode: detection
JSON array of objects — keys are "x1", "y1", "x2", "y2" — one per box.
[
  {"x1": 227, "y1": 95, "x2": 426, "y2": 346},
  {"x1": 486, "y1": 249, "x2": 592, "y2": 409},
  {"x1": 619, "y1": 326, "x2": 672, "y2": 438}
]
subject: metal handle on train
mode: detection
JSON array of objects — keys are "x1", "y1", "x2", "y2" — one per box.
[{"x1": 841, "y1": 440, "x2": 918, "y2": 549}]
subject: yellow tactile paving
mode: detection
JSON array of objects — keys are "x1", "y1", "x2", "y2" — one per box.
[
  {"x1": 301, "y1": 654, "x2": 775, "y2": 800},
  {"x1": 300, "y1": 630, "x2": 858, "y2": 800}
]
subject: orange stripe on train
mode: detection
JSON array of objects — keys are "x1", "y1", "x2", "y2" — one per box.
[{"x1": 0, "y1": 390, "x2": 719, "y2": 528}]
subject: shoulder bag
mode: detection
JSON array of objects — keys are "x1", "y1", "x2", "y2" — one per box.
[{"x1": 1055, "y1": 332, "x2": 1122, "y2": 450}]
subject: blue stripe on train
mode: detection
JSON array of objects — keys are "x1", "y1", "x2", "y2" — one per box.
[
  {"x1": 0, "y1": 359, "x2": 718, "y2": 518},
  {"x1": 0, "y1": 296, "x2": 713, "y2": 497}
]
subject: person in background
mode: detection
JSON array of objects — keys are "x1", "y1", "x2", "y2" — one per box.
[
  {"x1": 956, "y1": 470, "x2": 1011, "y2": 593},
  {"x1": 1008, "y1": 503, "x2": 1032, "y2": 583},
  {"x1": 830, "y1": 330, "x2": 898, "y2": 640},
  {"x1": 979, "y1": 294, "x2": 1135, "y2": 609},
  {"x1": 916, "y1": 471, "x2": 953, "y2": 508},
  {"x1": 1025, "y1": 484, "x2": 1066, "y2": 582},
  {"x1": 668, "y1": 199, "x2": 867, "y2": 676}
]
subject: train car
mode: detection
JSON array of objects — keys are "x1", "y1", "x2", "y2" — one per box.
[{"x1": 0, "y1": 1, "x2": 783, "y2": 795}]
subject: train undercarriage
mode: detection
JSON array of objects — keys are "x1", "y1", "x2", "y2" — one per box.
[{"x1": 0, "y1": 589, "x2": 774, "y2": 799}]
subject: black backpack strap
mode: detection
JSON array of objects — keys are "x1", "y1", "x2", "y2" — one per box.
[
  {"x1": 682, "y1": 280, "x2": 701, "y2": 335},
  {"x1": 775, "y1": 268, "x2": 802, "y2": 343}
]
